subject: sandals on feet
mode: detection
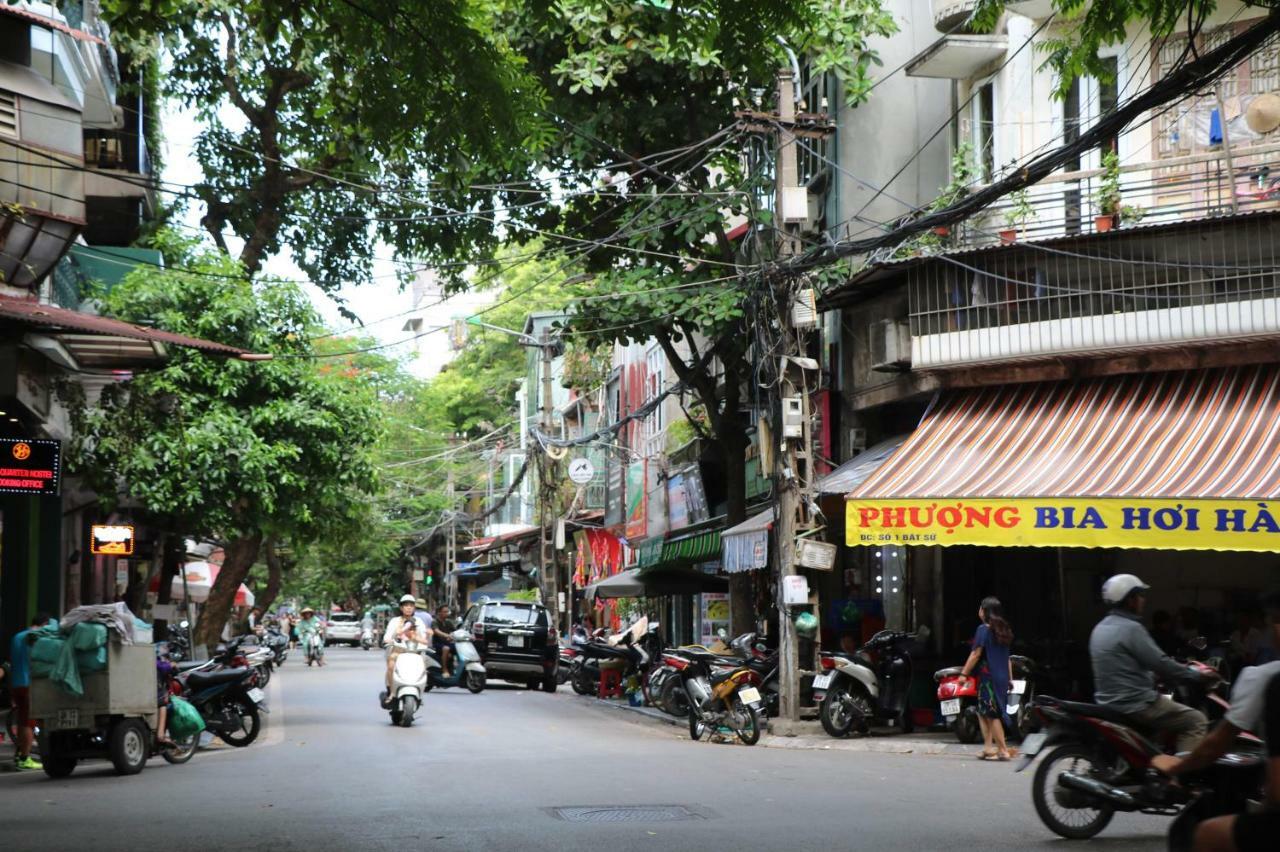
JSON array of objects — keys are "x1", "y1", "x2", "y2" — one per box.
[{"x1": 978, "y1": 750, "x2": 998, "y2": 760}]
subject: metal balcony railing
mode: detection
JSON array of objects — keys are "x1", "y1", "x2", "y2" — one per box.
[{"x1": 906, "y1": 201, "x2": 1280, "y2": 370}]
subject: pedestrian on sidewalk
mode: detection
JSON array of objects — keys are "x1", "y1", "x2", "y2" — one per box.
[
  {"x1": 959, "y1": 597, "x2": 1016, "y2": 762},
  {"x1": 8, "y1": 613, "x2": 52, "y2": 770}
]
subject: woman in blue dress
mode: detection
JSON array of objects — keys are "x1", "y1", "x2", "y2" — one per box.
[{"x1": 959, "y1": 596, "x2": 1015, "y2": 761}]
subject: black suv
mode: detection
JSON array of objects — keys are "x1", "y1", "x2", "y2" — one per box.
[{"x1": 462, "y1": 600, "x2": 558, "y2": 692}]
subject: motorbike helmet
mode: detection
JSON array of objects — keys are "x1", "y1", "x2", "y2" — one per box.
[
  {"x1": 1101, "y1": 574, "x2": 1149, "y2": 605},
  {"x1": 794, "y1": 611, "x2": 818, "y2": 639},
  {"x1": 399, "y1": 594, "x2": 416, "y2": 605}
]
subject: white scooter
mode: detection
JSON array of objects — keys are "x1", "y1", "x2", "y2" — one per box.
[
  {"x1": 380, "y1": 639, "x2": 439, "y2": 727},
  {"x1": 424, "y1": 629, "x2": 487, "y2": 693}
]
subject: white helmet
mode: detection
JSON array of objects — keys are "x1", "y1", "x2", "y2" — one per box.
[
  {"x1": 399, "y1": 594, "x2": 416, "y2": 605},
  {"x1": 1102, "y1": 574, "x2": 1149, "y2": 605}
]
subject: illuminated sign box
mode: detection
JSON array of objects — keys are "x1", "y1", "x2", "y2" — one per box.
[
  {"x1": 91, "y1": 524, "x2": 136, "y2": 556},
  {"x1": 0, "y1": 438, "x2": 61, "y2": 496}
]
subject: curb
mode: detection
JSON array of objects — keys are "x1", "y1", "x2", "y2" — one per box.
[{"x1": 571, "y1": 693, "x2": 984, "y2": 756}]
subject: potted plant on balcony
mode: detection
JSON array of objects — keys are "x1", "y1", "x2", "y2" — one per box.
[
  {"x1": 1093, "y1": 150, "x2": 1122, "y2": 232},
  {"x1": 929, "y1": 142, "x2": 978, "y2": 239},
  {"x1": 1000, "y1": 189, "x2": 1036, "y2": 243}
]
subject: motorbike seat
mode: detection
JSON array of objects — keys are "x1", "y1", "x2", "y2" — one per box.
[
  {"x1": 709, "y1": 668, "x2": 741, "y2": 686},
  {"x1": 175, "y1": 660, "x2": 210, "y2": 673},
  {"x1": 186, "y1": 667, "x2": 252, "y2": 689},
  {"x1": 1048, "y1": 698, "x2": 1139, "y2": 726},
  {"x1": 934, "y1": 666, "x2": 964, "y2": 680}
]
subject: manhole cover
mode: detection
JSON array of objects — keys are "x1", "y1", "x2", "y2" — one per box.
[{"x1": 545, "y1": 805, "x2": 714, "y2": 824}]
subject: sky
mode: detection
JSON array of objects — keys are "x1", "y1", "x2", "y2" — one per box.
[{"x1": 162, "y1": 102, "x2": 491, "y2": 378}]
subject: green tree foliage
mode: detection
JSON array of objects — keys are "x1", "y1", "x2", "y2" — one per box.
[
  {"x1": 65, "y1": 232, "x2": 381, "y2": 645},
  {"x1": 103, "y1": 0, "x2": 546, "y2": 284},
  {"x1": 486, "y1": 1, "x2": 896, "y2": 631}
]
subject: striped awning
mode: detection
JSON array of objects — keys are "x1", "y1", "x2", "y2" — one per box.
[{"x1": 847, "y1": 365, "x2": 1280, "y2": 552}]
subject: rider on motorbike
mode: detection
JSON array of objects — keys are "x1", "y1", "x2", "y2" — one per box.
[
  {"x1": 1089, "y1": 574, "x2": 1213, "y2": 752},
  {"x1": 1151, "y1": 588, "x2": 1280, "y2": 852},
  {"x1": 383, "y1": 595, "x2": 429, "y2": 689},
  {"x1": 297, "y1": 606, "x2": 326, "y2": 666}
]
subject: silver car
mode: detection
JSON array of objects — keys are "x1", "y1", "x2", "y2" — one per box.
[{"x1": 325, "y1": 612, "x2": 361, "y2": 646}]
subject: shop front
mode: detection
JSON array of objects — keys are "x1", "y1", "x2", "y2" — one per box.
[
  {"x1": 845, "y1": 363, "x2": 1280, "y2": 696},
  {"x1": 628, "y1": 522, "x2": 723, "y2": 646}
]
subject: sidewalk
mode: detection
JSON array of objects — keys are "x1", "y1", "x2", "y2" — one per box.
[{"x1": 572, "y1": 692, "x2": 986, "y2": 756}]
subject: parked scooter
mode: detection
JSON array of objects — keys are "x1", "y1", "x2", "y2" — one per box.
[
  {"x1": 935, "y1": 653, "x2": 1037, "y2": 743},
  {"x1": 813, "y1": 628, "x2": 928, "y2": 738},
  {"x1": 379, "y1": 638, "x2": 439, "y2": 727},
  {"x1": 174, "y1": 660, "x2": 266, "y2": 747},
  {"x1": 569, "y1": 620, "x2": 661, "y2": 696},
  {"x1": 424, "y1": 629, "x2": 486, "y2": 693},
  {"x1": 663, "y1": 648, "x2": 765, "y2": 745}
]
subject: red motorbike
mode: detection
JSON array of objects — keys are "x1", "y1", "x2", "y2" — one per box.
[{"x1": 935, "y1": 654, "x2": 1036, "y2": 743}]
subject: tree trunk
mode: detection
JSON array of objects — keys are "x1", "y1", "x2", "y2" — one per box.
[
  {"x1": 258, "y1": 537, "x2": 284, "y2": 613},
  {"x1": 193, "y1": 532, "x2": 263, "y2": 648},
  {"x1": 153, "y1": 533, "x2": 183, "y2": 641},
  {"x1": 719, "y1": 430, "x2": 755, "y2": 636}
]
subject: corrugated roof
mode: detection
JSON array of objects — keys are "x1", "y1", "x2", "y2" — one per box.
[{"x1": 0, "y1": 298, "x2": 245, "y2": 356}]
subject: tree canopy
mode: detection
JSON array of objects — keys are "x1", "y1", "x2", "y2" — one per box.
[{"x1": 65, "y1": 231, "x2": 382, "y2": 643}]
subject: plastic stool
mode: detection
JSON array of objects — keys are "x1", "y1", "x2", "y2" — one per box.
[{"x1": 598, "y1": 667, "x2": 624, "y2": 699}]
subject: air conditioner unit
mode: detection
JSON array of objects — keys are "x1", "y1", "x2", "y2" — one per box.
[
  {"x1": 791, "y1": 288, "x2": 818, "y2": 329},
  {"x1": 848, "y1": 427, "x2": 867, "y2": 455},
  {"x1": 869, "y1": 318, "x2": 911, "y2": 373}
]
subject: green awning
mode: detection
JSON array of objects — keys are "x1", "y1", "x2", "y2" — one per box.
[
  {"x1": 660, "y1": 529, "x2": 721, "y2": 565},
  {"x1": 68, "y1": 245, "x2": 164, "y2": 291}
]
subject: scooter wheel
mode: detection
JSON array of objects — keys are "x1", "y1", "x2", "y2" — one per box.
[
  {"x1": 467, "y1": 671, "x2": 487, "y2": 694},
  {"x1": 1031, "y1": 744, "x2": 1115, "y2": 840}
]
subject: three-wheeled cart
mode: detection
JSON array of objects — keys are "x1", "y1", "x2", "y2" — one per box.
[{"x1": 30, "y1": 642, "x2": 161, "y2": 777}]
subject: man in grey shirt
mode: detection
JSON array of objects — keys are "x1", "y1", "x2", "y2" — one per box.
[{"x1": 1089, "y1": 574, "x2": 1212, "y2": 752}]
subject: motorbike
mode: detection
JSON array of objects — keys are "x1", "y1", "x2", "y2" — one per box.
[
  {"x1": 261, "y1": 625, "x2": 289, "y2": 666},
  {"x1": 1018, "y1": 663, "x2": 1253, "y2": 841},
  {"x1": 569, "y1": 620, "x2": 662, "y2": 697},
  {"x1": 935, "y1": 653, "x2": 1037, "y2": 743},
  {"x1": 557, "y1": 643, "x2": 578, "y2": 685},
  {"x1": 174, "y1": 659, "x2": 266, "y2": 748},
  {"x1": 379, "y1": 639, "x2": 439, "y2": 727},
  {"x1": 813, "y1": 628, "x2": 928, "y2": 738},
  {"x1": 302, "y1": 630, "x2": 325, "y2": 666},
  {"x1": 424, "y1": 629, "x2": 486, "y2": 693},
  {"x1": 360, "y1": 624, "x2": 376, "y2": 651},
  {"x1": 663, "y1": 648, "x2": 764, "y2": 745}
]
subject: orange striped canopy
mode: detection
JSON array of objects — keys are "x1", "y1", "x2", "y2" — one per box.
[{"x1": 850, "y1": 364, "x2": 1280, "y2": 501}]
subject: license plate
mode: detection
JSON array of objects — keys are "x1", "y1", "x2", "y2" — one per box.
[
  {"x1": 812, "y1": 673, "x2": 833, "y2": 689},
  {"x1": 246, "y1": 687, "x2": 265, "y2": 704},
  {"x1": 1021, "y1": 731, "x2": 1048, "y2": 757},
  {"x1": 738, "y1": 686, "x2": 762, "y2": 705},
  {"x1": 506, "y1": 635, "x2": 525, "y2": 648},
  {"x1": 56, "y1": 709, "x2": 79, "y2": 729},
  {"x1": 1010, "y1": 679, "x2": 1026, "y2": 695},
  {"x1": 940, "y1": 698, "x2": 961, "y2": 716}
]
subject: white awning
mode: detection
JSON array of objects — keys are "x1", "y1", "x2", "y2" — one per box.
[
  {"x1": 906, "y1": 35, "x2": 1008, "y2": 80},
  {"x1": 722, "y1": 508, "x2": 773, "y2": 574}
]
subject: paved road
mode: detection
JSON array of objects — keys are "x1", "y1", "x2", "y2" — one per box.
[{"x1": 3, "y1": 647, "x2": 1170, "y2": 851}]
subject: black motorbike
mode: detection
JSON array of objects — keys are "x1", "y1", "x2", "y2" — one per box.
[
  {"x1": 174, "y1": 642, "x2": 267, "y2": 748},
  {"x1": 814, "y1": 629, "x2": 927, "y2": 737},
  {"x1": 569, "y1": 623, "x2": 662, "y2": 696}
]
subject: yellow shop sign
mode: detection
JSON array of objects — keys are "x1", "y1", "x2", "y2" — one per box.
[{"x1": 845, "y1": 498, "x2": 1280, "y2": 553}]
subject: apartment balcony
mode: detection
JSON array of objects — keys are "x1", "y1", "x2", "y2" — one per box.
[
  {"x1": 0, "y1": 136, "x2": 84, "y2": 289},
  {"x1": 905, "y1": 209, "x2": 1280, "y2": 370},
  {"x1": 932, "y1": 0, "x2": 977, "y2": 34}
]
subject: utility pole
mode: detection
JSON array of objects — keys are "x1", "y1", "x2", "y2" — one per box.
[
  {"x1": 736, "y1": 69, "x2": 833, "y2": 726},
  {"x1": 445, "y1": 463, "x2": 456, "y2": 609},
  {"x1": 538, "y1": 328, "x2": 560, "y2": 628}
]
